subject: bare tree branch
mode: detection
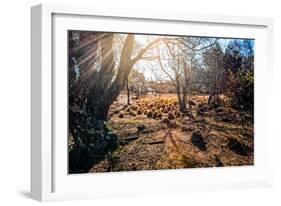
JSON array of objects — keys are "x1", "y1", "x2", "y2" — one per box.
[{"x1": 131, "y1": 37, "x2": 172, "y2": 65}]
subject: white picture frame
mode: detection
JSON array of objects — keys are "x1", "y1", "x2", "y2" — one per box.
[{"x1": 31, "y1": 3, "x2": 274, "y2": 202}]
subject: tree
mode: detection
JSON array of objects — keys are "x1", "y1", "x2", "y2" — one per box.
[
  {"x1": 125, "y1": 69, "x2": 147, "y2": 105},
  {"x1": 154, "y1": 41, "x2": 189, "y2": 112},
  {"x1": 222, "y1": 40, "x2": 254, "y2": 110},
  {"x1": 178, "y1": 37, "x2": 218, "y2": 96},
  {"x1": 152, "y1": 37, "x2": 217, "y2": 112},
  {"x1": 68, "y1": 31, "x2": 164, "y2": 158},
  {"x1": 130, "y1": 69, "x2": 147, "y2": 98},
  {"x1": 202, "y1": 43, "x2": 227, "y2": 106}
]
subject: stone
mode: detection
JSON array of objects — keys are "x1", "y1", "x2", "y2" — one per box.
[
  {"x1": 137, "y1": 125, "x2": 146, "y2": 133},
  {"x1": 162, "y1": 117, "x2": 170, "y2": 124},
  {"x1": 196, "y1": 118, "x2": 206, "y2": 124},
  {"x1": 209, "y1": 96, "x2": 223, "y2": 109},
  {"x1": 130, "y1": 105, "x2": 138, "y2": 110},
  {"x1": 181, "y1": 125, "x2": 192, "y2": 132},
  {"x1": 197, "y1": 105, "x2": 208, "y2": 115},
  {"x1": 215, "y1": 107, "x2": 224, "y2": 113},
  {"x1": 191, "y1": 131, "x2": 207, "y2": 151},
  {"x1": 227, "y1": 138, "x2": 249, "y2": 156},
  {"x1": 188, "y1": 100, "x2": 196, "y2": 106},
  {"x1": 168, "y1": 111, "x2": 176, "y2": 120},
  {"x1": 147, "y1": 111, "x2": 153, "y2": 118},
  {"x1": 105, "y1": 131, "x2": 116, "y2": 141},
  {"x1": 221, "y1": 116, "x2": 233, "y2": 123},
  {"x1": 157, "y1": 113, "x2": 162, "y2": 119},
  {"x1": 168, "y1": 121, "x2": 177, "y2": 128},
  {"x1": 129, "y1": 111, "x2": 137, "y2": 116}
]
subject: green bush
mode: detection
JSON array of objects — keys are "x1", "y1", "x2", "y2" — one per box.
[{"x1": 227, "y1": 70, "x2": 254, "y2": 111}]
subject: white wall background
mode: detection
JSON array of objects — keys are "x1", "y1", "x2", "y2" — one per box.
[{"x1": 0, "y1": 0, "x2": 280, "y2": 205}]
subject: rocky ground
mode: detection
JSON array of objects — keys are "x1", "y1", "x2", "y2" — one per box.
[{"x1": 87, "y1": 93, "x2": 254, "y2": 173}]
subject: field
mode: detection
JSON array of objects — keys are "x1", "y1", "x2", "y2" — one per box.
[
  {"x1": 86, "y1": 93, "x2": 254, "y2": 172},
  {"x1": 68, "y1": 31, "x2": 254, "y2": 174}
]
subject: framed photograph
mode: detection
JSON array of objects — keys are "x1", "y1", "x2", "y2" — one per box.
[{"x1": 31, "y1": 3, "x2": 274, "y2": 201}]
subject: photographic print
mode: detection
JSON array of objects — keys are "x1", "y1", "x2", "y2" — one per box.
[{"x1": 68, "y1": 31, "x2": 254, "y2": 174}]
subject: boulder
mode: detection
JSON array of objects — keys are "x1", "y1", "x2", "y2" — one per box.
[
  {"x1": 157, "y1": 113, "x2": 162, "y2": 120},
  {"x1": 137, "y1": 125, "x2": 146, "y2": 133},
  {"x1": 188, "y1": 100, "x2": 196, "y2": 106},
  {"x1": 168, "y1": 121, "x2": 177, "y2": 128},
  {"x1": 147, "y1": 111, "x2": 153, "y2": 118},
  {"x1": 221, "y1": 115, "x2": 238, "y2": 123},
  {"x1": 215, "y1": 107, "x2": 224, "y2": 113},
  {"x1": 181, "y1": 125, "x2": 193, "y2": 132},
  {"x1": 196, "y1": 118, "x2": 206, "y2": 124},
  {"x1": 162, "y1": 117, "x2": 170, "y2": 124},
  {"x1": 191, "y1": 131, "x2": 207, "y2": 151},
  {"x1": 168, "y1": 111, "x2": 176, "y2": 120},
  {"x1": 209, "y1": 95, "x2": 223, "y2": 109},
  {"x1": 197, "y1": 105, "x2": 208, "y2": 115},
  {"x1": 227, "y1": 138, "x2": 249, "y2": 156},
  {"x1": 87, "y1": 128, "x2": 119, "y2": 156}
]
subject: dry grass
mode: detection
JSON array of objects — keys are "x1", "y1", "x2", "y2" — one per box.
[{"x1": 89, "y1": 94, "x2": 254, "y2": 173}]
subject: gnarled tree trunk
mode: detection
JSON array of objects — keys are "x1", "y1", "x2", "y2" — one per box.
[
  {"x1": 68, "y1": 32, "x2": 161, "y2": 164},
  {"x1": 68, "y1": 33, "x2": 135, "y2": 162}
]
